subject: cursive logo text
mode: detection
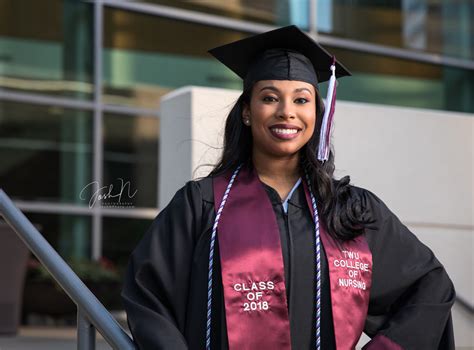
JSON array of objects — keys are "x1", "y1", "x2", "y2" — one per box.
[{"x1": 79, "y1": 178, "x2": 137, "y2": 208}]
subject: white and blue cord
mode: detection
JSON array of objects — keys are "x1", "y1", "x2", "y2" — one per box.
[
  {"x1": 305, "y1": 172, "x2": 322, "y2": 350},
  {"x1": 206, "y1": 164, "x2": 242, "y2": 350}
]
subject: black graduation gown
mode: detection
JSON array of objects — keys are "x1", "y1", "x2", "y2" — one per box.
[{"x1": 121, "y1": 177, "x2": 455, "y2": 350}]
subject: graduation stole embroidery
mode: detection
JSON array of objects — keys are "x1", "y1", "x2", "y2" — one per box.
[
  {"x1": 213, "y1": 165, "x2": 292, "y2": 350},
  {"x1": 302, "y1": 182, "x2": 373, "y2": 350}
]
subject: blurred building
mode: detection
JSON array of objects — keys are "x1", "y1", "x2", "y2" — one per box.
[{"x1": 0, "y1": 0, "x2": 472, "y2": 326}]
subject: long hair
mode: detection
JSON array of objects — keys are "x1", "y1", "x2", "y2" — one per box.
[{"x1": 210, "y1": 85, "x2": 370, "y2": 240}]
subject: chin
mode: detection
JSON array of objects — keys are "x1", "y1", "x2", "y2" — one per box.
[{"x1": 268, "y1": 146, "x2": 302, "y2": 158}]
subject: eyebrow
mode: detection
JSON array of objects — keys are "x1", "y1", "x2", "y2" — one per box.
[{"x1": 259, "y1": 86, "x2": 313, "y2": 95}]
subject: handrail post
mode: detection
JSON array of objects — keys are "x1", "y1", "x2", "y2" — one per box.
[{"x1": 78, "y1": 308, "x2": 96, "y2": 350}]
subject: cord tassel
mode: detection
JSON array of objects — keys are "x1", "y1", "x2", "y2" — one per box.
[{"x1": 318, "y1": 56, "x2": 337, "y2": 162}]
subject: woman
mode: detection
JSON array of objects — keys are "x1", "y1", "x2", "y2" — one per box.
[{"x1": 122, "y1": 26, "x2": 455, "y2": 350}]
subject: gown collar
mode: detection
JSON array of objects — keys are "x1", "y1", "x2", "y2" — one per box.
[{"x1": 262, "y1": 179, "x2": 307, "y2": 211}]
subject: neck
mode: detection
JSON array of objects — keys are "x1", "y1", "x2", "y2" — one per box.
[{"x1": 252, "y1": 151, "x2": 300, "y2": 184}]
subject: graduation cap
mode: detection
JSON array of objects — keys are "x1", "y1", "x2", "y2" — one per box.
[
  {"x1": 208, "y1": 25, "x2": 352, "y2": 162},
  {"x1": 208, "y1": 25, "x2": 351, "y2": 87}
]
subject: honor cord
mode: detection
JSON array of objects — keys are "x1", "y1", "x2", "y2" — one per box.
[
  {"x1": 206, "y1": 164, "x2": 242, "y2": 350},
  {"x1": 305, "y1": 171, "x2": 322, "y2": 350}
]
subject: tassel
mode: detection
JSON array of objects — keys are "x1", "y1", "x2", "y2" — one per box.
[{"x1": 318, "y1": 56, "x2": 338, "y2": 162}]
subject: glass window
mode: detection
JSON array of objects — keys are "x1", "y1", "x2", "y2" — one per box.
[
  {"x1": 103, "y1": 113, "x2": 159, "y2": 208},
  {"x1": 99, "y1": 216, "x2": 153, "y2": 309},
  {"x1": 317, "y1": 0, "x2": 473, "y2": 60},
  {"x1": 103, "y1": 6, "x2": 473, "y2": 113},
  {"x1": 24, "y1": 213, "x2": 92, "y2": 260},
  {"x1": 102, "y1": 216, "x2": 154, "y2": 275},
  {"x1": 0, "y1": 101, "x2": 93, "y2": 203},
  {"x1": 103, "y1": 9, "x2": 250, "y2": 108},
  {"x1": 135, "y1": 0, "x2": 308, "y2": 28},
  {"x1": 318, "y1": 46, "x2": 474, "y2": 113},
  {"x1": 0, "y1": 0, "x2": 93, "y2": 99}
]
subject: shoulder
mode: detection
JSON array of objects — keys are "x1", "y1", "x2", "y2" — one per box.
[
  {"x1": 160, "y1": 175, "x2": 218, "y2": 214},
  {"x1": 155, "y1": 178, "x2": 212, "y2": 221},
  {"x1": 187, "y1": 177, "x2": 214, "y2": 204},
  {"x1": 347, "y1": 185, "x2": 421, "y2": 251},
  {"x1": 330, "y1": 177, "x2": 386, "y2": 212},
  {"x1": 347, "y1": 185, "x2": 395, "y2": 228},
  {"x1": 165, "y1": 177, "x2": 214, "y2": 205},
  {"x1": 160, "y1": 177, "x2": 214, "y2": 216},
  {"x1": 349, "y1": 185, "x2": 384, "y2": 209}
]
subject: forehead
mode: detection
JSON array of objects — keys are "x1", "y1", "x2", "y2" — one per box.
[{"x1": 253, "y1": 80, "x2": 315, "y2": 93}]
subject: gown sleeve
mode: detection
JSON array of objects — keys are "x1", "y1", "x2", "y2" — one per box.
[
  {"x1": 121, "y1": 181, "x2": 202, "y2": 350},
  {"x1": 358, "y1": 188, "x2": 456, "y2": 350}
]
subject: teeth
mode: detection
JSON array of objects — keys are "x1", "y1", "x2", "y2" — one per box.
[{"x1": 272, "y1": 128, "x2": 298, "y2": 135}]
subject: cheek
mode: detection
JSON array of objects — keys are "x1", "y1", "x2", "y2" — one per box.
[
  {"x1": 303, "y1": 111, "x2": 317, "y2": 131},
  {"x1": 252, "y1": 102, "x2": 268, "y2": 114},
  {"x1": 310, "y1": 117, "x2": 316, "y2": 132},
  {"x1": 250, "y1": 111, "x2": 274, "y2": 129}
]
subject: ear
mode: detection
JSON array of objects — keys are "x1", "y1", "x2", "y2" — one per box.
[{"x1": 242, "y1": 103, "x2": 250, "y2": 120}]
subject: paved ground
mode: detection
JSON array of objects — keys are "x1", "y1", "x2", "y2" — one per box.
[{"x1": 0, "y1": 327, "x2": 112, "y2": 350}]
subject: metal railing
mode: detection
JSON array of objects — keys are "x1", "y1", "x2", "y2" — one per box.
[
  {"x1": 0, "y1": 189, "x2": 136, "y2": 350},
  {"x1": 456, "y1": 295, "x2": 474, "y2": 315}
]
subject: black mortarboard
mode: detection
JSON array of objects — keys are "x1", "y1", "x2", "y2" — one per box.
[{"x1": 208, "y1": 25, "x2": 351, "y2": 90}]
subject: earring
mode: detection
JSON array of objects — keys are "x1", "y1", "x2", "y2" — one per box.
[{"x1": 243, "y1": 118, "x2": 251, "y2": 126}]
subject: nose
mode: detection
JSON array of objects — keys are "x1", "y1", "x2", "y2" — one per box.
[{"x1": 277, "y1": 99, "x2": 296, "y2": 120}]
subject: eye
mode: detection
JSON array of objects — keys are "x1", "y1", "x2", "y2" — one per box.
[
  {"x1": 295, "y1": 97, "x2": 309, "y2": 104},
  {"x1": 262, "y1": 96, "x2": 278, "y2": 102}
]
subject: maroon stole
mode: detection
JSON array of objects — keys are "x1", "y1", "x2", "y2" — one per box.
[
  {"x1": 302, "y1": 182, "x2": 372, "y2": 350},
  {"x1": 213, "y1": 166, "x2": 372, "y2": 350},
  {"x1": 214, "y1": 166, "x2": 292, "y2": 350}
]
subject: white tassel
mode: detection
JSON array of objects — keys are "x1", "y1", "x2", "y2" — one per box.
[{"x1": 317, "y1": 59, "x2": 337, "y2": 162}]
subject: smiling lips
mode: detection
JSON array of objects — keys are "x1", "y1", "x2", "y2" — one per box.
[{"x1": 269, "y1": 124, "x2": 302, "y2": 140}]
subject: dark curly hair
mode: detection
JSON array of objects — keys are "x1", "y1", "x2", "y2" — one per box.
[{"x1": 209, "y1": 85, "x2": 370, "y2": 240}]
